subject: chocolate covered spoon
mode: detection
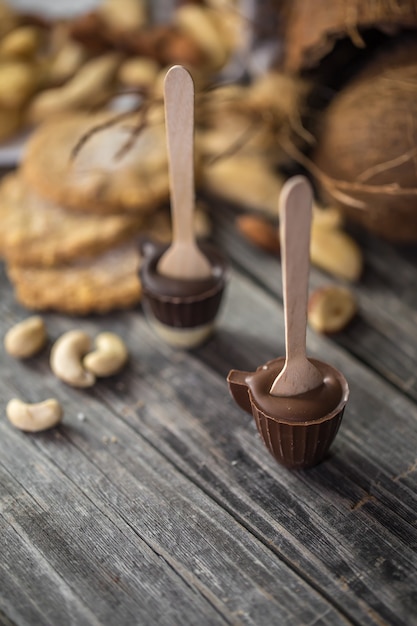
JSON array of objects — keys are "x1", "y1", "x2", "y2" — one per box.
[
  {"x1": 227, "y1": 176, "x2": 349, "y2": 469},
  {"x1": 227, "y1": 175, "x2": 349, "y2": 469},
  {"x1": 157, "y1": 65, "x2": 212, "y2": 280},
  {"x1": 269, "y1": 176, "x2": 323, "y2": 397}
]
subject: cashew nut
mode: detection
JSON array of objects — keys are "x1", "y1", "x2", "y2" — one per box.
[
  {"x1": 46, "y1": 39, "x2": 87, "y2": 86},
  {"x1": 6, "y1": 398, "x2": 63, "y2": 432},
  {"x1": 28, "y1": 52, "x2": 121, "y2": 123},
  {"x1": 4, "y1": 316, "x2": 47, "y2": 358},
  {"x1": 118, "y1": 57, "x2": 159, "y2": 89},
  {"x1": 0, "y1": 26, "x2": 42, "y2": 59},
  {"x1": 310, "y1": 224, "x2": 363, "y2": 282},
  {"x1": 50, "y1": 330, "x2": 95, "y2": 387},
  {"x1": 83, "y1": 332, "x2": 128, "y2": 377}
]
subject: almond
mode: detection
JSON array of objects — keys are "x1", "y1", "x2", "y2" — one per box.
[
  {"x1": 236, "y1": 214, "x2": 279, "y2": 254},
  {"x1": 308, "y1": 285, "x2": 357, "y2": 334}
]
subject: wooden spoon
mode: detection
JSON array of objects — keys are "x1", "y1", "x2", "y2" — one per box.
[
  {"x1": 157, "y1": 65, "x2": 212, "y2": 280},
  {"x1": 269, "y1": 176, "x2": 323, "y2": 397}
]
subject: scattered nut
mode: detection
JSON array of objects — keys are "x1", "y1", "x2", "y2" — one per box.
[
  {"x1": 175, "y1": 4, "x2": 229, "y2": 70},
  {"x1": 4, "y1": 316, "x2": 47, "y2": 358},
  {"x1": 0, "y1": 26, "x2": 42, "y2": 59},
  {"x1": 46, "y1": 38, "x2": 87, "y2": 86},
  {"x1": 236, "y1": 214, "x2": 279, "y2": 254},
  {"x1": 0, "y1": 61, "x2": 40, "y2": 108},
  {"x1": 205, "y1": 0, "x2": 244, "y2": 53},
  {"x1": 6, "y1": 398, "x2": 63, "y2": 432},
  {"x1": 118, "y1": 56, "x2": 159, "y2": 89},
  {"x1": 50, "y1": 330, "x2": 95, "y2": 387},
  {"x1": 83, "y1": 332, "x2": 128, "y2": 377},
  {"x1": 28, "y1": 52, "x2": 121, "y2": 122},
  {"x1": 98, "y1": 0, "x2": 147, "y2": 32},
  {"x1": 308, "y1": 285, "x2": 357, "y2": 334},
  {"x1": 161, "y1": 30, "x2": 207, "y2": 68},
  {"x1": 310, "y1": 224, "x2": 363, "y2": 282}
]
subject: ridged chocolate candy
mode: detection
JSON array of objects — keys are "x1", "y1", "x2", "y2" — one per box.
[
  {"x1": 228, "y1": 357, "x2": 349, "y2": 469},
  {"x1": 140, "y1": 239, "x2": 227, "y2": 348}
]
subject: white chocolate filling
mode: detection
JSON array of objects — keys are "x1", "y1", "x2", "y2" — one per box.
[{"x1": 150, "y1": 318, "x2": 215, "y2": 348}]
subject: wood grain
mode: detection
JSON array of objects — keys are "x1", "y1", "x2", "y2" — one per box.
[{"x1": 0, "y1": 193, "x2": 417, "y2": 625}]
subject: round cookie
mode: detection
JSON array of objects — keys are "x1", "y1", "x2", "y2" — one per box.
[
  {"x1": 7, "y1": 243, "x2": 142, "y2": 315},
  {"x1": 0, "y1": 173, "x2": 145, "y2": 266},
  {"x1": 22, "y1": 110, "x2": 170, "y2": 215}
]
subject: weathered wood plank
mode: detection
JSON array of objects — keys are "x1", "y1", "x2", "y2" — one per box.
[
  {"x1": 83, "y1": 274, "x2": 417, "y2": 626},
  {"x1": 0, "y1": 456, "x2": 230, "y2": 626},
  {"x1": 1, "y1": 493, "x2": 101, "y2": 626},
  {"x1": 0, "y1": 221, "x2": 416, "y2": 626},
  {"x1": 0, "y1": 429, "x2": 349, "y2": 626},
  {"x1": 0, "y1": 608, "x2": 17, "y2": 626},
  {"x1": 0, "y1": 313, "x2": 351, "y2": 626}
]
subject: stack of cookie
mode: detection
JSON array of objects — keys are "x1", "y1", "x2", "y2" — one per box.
[{"x1": 0, "y1": 107, "x2": 174, "y2": 315}]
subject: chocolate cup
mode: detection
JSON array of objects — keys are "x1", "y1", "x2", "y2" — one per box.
[
  {"x1": 227, "y1": 357, "x2": 349, "y2": 470},
  {"x1": 139, "y1": 240, "x2": 227, "y2": 347}
]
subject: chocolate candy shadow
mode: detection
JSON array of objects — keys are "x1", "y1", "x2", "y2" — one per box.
[
  {"x1": 139, "y1": 240, "x2": 227, "y2": 348},
  {"x1": 228, "y1": 357, "x2": 349, "y2": 470}
]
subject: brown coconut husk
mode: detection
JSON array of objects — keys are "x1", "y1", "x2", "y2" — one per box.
[
  {"x1": 309, "y1": 39, "x2": 417, "y2": 242},
  {"x1": 280, "y1": 0, "x2": 417, "y2": 73}
]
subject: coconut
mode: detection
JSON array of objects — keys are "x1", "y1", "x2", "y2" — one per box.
[
  {"x1": 279, "y1": 0, "x2": 417, "y2": 72},
  {"x1": 310, "y1": 39, "x2": 417, "y2": 242}
]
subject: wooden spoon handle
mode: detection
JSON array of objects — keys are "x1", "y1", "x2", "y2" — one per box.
[
  {"x1": 270, "y1": 176, "x2": 323, "y2": 397},
  {"x1": 280, "y1": 176, "x2": 313, "y2": 363},
  {"x1": 158, "y1": 65, "x2": 212, "y2": 280},
  {"x1": 164, "y1": 65, "x2": 195, "y2": 245}
]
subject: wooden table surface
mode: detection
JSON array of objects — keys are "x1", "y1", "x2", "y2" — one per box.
[{"x1": 1, "y1": 196, "x2": 417, "y2": 626}]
